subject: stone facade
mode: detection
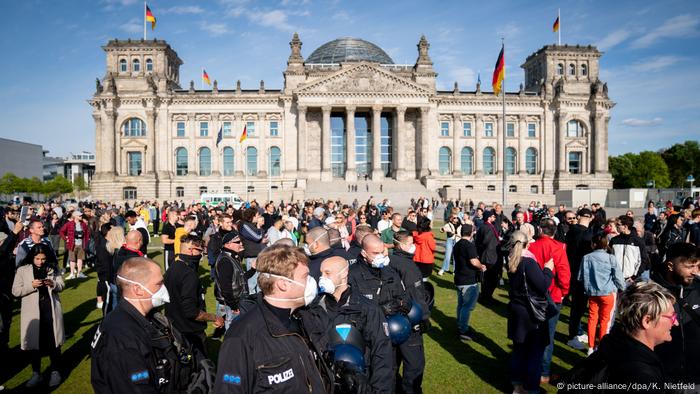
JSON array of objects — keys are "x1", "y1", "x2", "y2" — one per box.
[{"x1": 89, "y1": 35, "x2": 614, "y2": 202}]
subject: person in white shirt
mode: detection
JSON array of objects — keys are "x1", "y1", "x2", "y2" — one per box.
[{"x1": 377, "y1": 211, "x2": 391, "y2": 233}]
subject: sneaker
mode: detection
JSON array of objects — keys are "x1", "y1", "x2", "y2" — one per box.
[
  {"x1": 26, "y1": 372, "x2": 42, "y2": 388},
  {"x1": 587, "y1": 347, "x2": 595, "y2": 356},
  {"x1": 96, "y1": 301, "x2": 104, "y2": 309},
  {"x1": 77, "y1": 272, "x2": 87, "y2": 279},
  {"x1": 66, "y1": 273, "x2": 75, "y2": 280},
  {"x1": 48, "y1": 371, "x2": 61, "y2": 387},
  {"x1": 576, "y1": 333, "x2": 589, "y2": 343},
  {"x1": 458, "y1": 334, "x2": 472, "y2": 341},
  {"x1": 437, "y1": 269, "x2": 444, "y2": 276},
  {"x1": 567, "y1": 338, "x2": 587, "y2": 350}
]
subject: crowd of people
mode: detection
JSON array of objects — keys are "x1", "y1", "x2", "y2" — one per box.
[{"x1": 0, "y1": 194, "x2": 698, "y2": 393}]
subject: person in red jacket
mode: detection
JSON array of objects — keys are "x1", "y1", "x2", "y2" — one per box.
[
  {"x1": 413, "y1": 217, "x2": 437, "y2": 278},
  {"x1": 527, "y1": 218, "x2": 570, "y2": 385},
  {"x1": 59, "y1": 211, "x2": 90, "y2": 280}
]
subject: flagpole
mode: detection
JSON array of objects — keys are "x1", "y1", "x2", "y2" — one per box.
[
  {"x1": 144, "y1": 2, "x2": 147, "y2": 40},
  {"x1": 244, "y1": 143, "x2": 249, "y2": 202},
  {"x1": 558, "y1": 8, "x2": 561, "y2": 45},
  {"x1": 501, "y1": 38, "x2": 507, "y2": 209}
]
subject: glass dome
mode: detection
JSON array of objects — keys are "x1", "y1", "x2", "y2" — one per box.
[{"x1": 306, "y1": 37, "x2": 394, "y2": 64}]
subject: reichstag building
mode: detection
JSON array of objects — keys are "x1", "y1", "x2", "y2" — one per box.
[{"x1": 89, "y1": 34, "x2": 614, "y2": 201}]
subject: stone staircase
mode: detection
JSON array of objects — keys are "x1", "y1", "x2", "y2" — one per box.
[{"x1": 304, "y1": 179, "x2": 439, "y2": 209}]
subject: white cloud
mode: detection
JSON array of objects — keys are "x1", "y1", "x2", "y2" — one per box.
[
  {"x1": 596, "y1": 29, "x2": 631, "y2": 51},
  {"x1": 621, "y1": 117, "x2": 663, "y2": 127},
  {"x1": 119, "y1": 17, "x2": 141, "y2": 34},
  {"x1": 161, "y1": 6, "x2": 205, "y2": 15},
  {"x1": 631, "y1": 15, "x2": 700, "y2": 48},
  {"x1": 201, "y1": 23, "x2": 231, "y2": 37},
  {"x1": 248, "y1": 9, "x2": 294, "y2": 32},
  {"x1": 629, "y1": 55, "x2": 684, "y2": 72}
]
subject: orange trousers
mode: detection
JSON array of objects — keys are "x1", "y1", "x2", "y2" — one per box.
[{"x1": 587, "y1": 292, "x2": 617, "y2": 349}]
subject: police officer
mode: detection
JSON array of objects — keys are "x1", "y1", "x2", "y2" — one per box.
[
  {"x1": 214, "y1": 245, "x2": 330, "y2": 393},
  {"x1": 390, "y1": 231, "x2": 429, "y2": 393},
  {"x1": 91, "y1": 257, "x2": 212, "y2": 393},
  {"x1": 348, "y1": 235, "x2": 417, "y2": 392},
  {"x1": 317, "y1": 256, "x2": 394, "y2": 393}
]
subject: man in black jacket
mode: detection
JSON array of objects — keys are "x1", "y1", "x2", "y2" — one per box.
[
  {"x1": 214, "y1": 231, "x2": 248, "y2": 329},
  {"x1": 653, "y1": 242, "x2": 700, "y2": 384},
  {"x1": 214, "y1": 245, "x2": 329, "y2": 393},
  {"x1": 207, "y1": 214, "x2": 233, "y2": 269},
  {"x1": 476, "y1": 211, "x2": 500, "y2": 303},
  {"x1": 564, "y1": 208, "x2": 595, "y2": 349},
  {"x1": 307, "y1": 226, "x2": 347, "y2": 281},
  {"x1": 164, "y1": 235, "x2": 223, "y2": 356}
]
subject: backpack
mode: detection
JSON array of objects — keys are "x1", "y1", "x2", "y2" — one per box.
[{"x1": 559, "y1": 350, "x2": 609, "y2": 393}]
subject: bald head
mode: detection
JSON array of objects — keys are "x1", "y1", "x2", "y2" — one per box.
[
  {"x1": 273, "y1": 238, "x2": 295, "y2": 247},
  {"x1": 125, "y1": 230, "x2": 143, "y2": 249},
  {"x1": 354, "y1": 225, "x2": 374, "y2": 245},
  {"x1": 307, "y1": 226, "x2": 330, "y2": 254},
  {"x1": 320, "y1": 256, "x2": 348, "y2": 274},
  {"x1": 361, "y1": 234, "x2": 386, "y2": 264},
  {"x1": 361, "y1": 234, "x2": 383, "y2": 251},
  {"x1": 116, "y1": 257, "x2": 159, "y2": 293}
]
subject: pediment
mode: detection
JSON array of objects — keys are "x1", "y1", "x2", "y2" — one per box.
[
  {"x1": 296, "y1": 63, "x2": 431, "y2": 95},
  {"x1": 121, "y1": 138, "x2": 147, "y2": 148},
  {"x1": 565, "y1": 139, "x2": 587, "y2": 149}
]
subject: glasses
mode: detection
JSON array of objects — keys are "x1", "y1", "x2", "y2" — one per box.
[
  {"x1": 566, "y1": 217, "x2": 576, "y2": 221},
  {"x1": 661, "y1": 312, "x2": 678, "y2": 325}
]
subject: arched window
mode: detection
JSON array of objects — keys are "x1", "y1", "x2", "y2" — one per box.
[
  {"x1": 557, "y1": 63, "x2": 564, "y2": 75},
  {"x1": 246, "y1": 146, "x2": 257, "y2": 176},
  {"x1": 461, "y1": 147, "x2": 473, "y2": 175},
  {"x1": 438, "y1": 147, "x2": 452, "y2": 175},
  {"x1": 146, "y1": 58, "x2": 153, "y2": 72},
  {"x1": 567, "y1": 120, "x2": 583, "y2": 137},
  {"x1": 223, "y1": 147, "x2": 234, "y2": 176},
  {"x1": 568, "y1": 63, "x2": 575, "y2": 76},
  {"x1": 505, "y1": 147, "x2": 517, "y2": 175},
  {"x1": 526, "y1": 148, "x2": 538, "y2": 174},
  {"x1": 133, "y1": 58, "x2": 141, "y2": 72},
  {"x1": 269, "y1": 146, "x2": 281, "y2": 177},
  {"x1": 176, "y1": 148, "x2": 188, "y2": 176},
  {"x1": 119, "y1": 59, "x2": 128, "y2": 72},
  {"x1": 581, "y1": 64, "x2": 587, "y2": 76},
  {"x1": 123, "y1": 118, "x2": 146, "y2": 137},
  {"x1": 483, "y1": 147, "x2": 495, "y2": 175},
  {"x1": 199, "y1": 147, "x2": 211, "y2": 176}
]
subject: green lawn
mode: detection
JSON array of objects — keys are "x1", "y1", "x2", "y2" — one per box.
[{"x1": 1, "y1": 224, "x2": 585, "y2": 393}]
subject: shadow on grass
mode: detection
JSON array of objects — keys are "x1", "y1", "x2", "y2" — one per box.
[
  {"x1": 427, "y1": 305, "x2": 512, "y2": 393},
  {"x1": 60, "y1": 298, "x2": 101, "y2": 382}
]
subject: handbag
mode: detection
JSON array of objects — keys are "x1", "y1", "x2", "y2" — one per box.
[{"x1": 523, "y1": 264, "x2": 557, "y2": 322}]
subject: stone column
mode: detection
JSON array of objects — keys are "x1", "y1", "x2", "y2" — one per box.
[
  {"x1": 321, "y1": 106, "x2": 332, "y2": 181},
  {"x1": 474, "y1": 114, "x2": 482, "y2": 174},
  {"x1": 594, "y1": 113, "x2": 608, "y2": 174},
  {"x1": 496, "y1": 114, "x2": 504, "y2": 174},
  {"x1": 92, "y1": 113, "x2": 103, "y2": 174},
  {"x1": 371, "y1": 105, "x2": 383, "y2": 180},
  {"x1": 112, "y1": 111, "x2": 121, "y2": 176},
  {"x1": 557, "y1": 112, "x2": 568, "y2": 174},
  {"x1": 393, "y1": 106, "x2": 406, "y2": 180},
  {"x1": 344, "y1": 106, "x2": 357, "y2": 182},
  {"x1": 145, "y1": 108, "x2": 156, "y2": 174},
  {"x1": 419, "y1": 107, "x2": 430, "y2": 178},
  {"x1": 518, "y1": 115, "x2": 527, "y2": 174},
  {"x1": 452, "y1": 114, "x2": 461, "y2": 176},
  {"x1": 297, "y1": 106, "x2": 307, "y2": 176}
]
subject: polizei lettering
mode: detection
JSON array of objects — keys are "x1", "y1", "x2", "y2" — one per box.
[{"x1": 267, "y1": 368, "x2": 294, "y2": 385}]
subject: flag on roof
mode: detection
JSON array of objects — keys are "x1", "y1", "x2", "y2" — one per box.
[{"x1": 146, "y1": 5, "x2": 156, "y2": 30}]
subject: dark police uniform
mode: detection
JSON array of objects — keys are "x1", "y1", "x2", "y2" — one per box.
[
  {"x1": 91, "y1": 301, "x2": 205, "y2": 393},
  {"x1": 389, "y1": 250, "x2": 428, "y2": 394},
  {"x1": 214, "y1": 293, "x2": 329, "y2": 393}
]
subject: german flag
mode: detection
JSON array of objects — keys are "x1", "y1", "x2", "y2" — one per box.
[
  {"x1": 202, "y1": 69, "x2": 211, "y2": 86},
  {"x1": 239, "y1": 124, "x2": 248, "y2": 143},
  {"x1": 553, "y1": 16, "x2": 560, "y2": 33},
  {"x1": 492, "y1": 45, "x2": 504, "y2": 96},
  {"x1": 146, "y1": 5, "x2": 156, "y2": 30}
]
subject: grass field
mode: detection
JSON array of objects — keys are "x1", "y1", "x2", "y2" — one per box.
[{"x1": 0, "y1": 223, "x2": 586, "y2": 393}]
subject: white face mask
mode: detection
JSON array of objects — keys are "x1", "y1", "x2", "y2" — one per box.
[
  {"x1": 369, "y1": 254, "x2": 390, "y2": 269},
  {"x1": 318, "y1": 265, "x2": 349, "y2": 294},
  {"x1": 117, "y1": 275, "x2": 170, "y2": 308},
  {"x1": 263, "y1": 272, "x2": 318, "y2": 306},
  {"x1": 303, "y1": 244, "x2": 312, "y2": 256}
]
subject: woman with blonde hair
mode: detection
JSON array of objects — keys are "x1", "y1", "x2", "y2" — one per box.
[{"x1": 507, "y1": 230, "x2": 555, "y2": 394}]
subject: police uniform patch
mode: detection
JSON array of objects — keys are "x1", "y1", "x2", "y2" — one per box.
[
  {"x1": 131, "y1": 370, "x2": 149, "y2": 382},
  {"x1": 382, "y1": 322, "x2": 389, "y2": 337},
  {"x1": 223, "y1": 374, "x2": 242, "y2": 384},
  {"x1": 414, "y1": 280, "x2": 422, "y2": 288}
]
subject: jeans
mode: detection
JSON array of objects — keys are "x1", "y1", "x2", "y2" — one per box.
[
  {"x1": 217, "y1": 303, "x2": 240, "y2": 330},
  {"x1": 638, "y1": 270, "x2": 650, "y2": 282},
  {"x1": 541, "y1": 303, "x2": 562, "y2": 378},
  {"x1": 245, "y1": 258, "x2": 260, "y2": 294},
  {"x1": 441, "y1": 238, "x2": 456, "y2": 272},
  {"x1": 456, "y1": 284, "x2": 480, "y2": 334}
]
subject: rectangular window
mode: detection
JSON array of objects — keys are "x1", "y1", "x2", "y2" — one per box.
[
  {"x1": 484, "y1": 122, "x2": 494, "y2": 137},
  {"x1": 506, "y1": 123, "x2": 515, "y2": 137},
  {"x1": 127, "y1": 152, "x2": 142, "y2": 176},
  {"x1": 530, "y1": 185, "x2": 539, "y2": 194},
  {"x1": 176, "y1": 187, "x2": 184, "y2": 197},
  {"x1": 199, "y1": 122, "x2": 209, "y2": 137},
  {"x1": 528, "y1": 123, "x2": 536, "y2": 137},
  {"x1": 199, "y1": 186, "x2": 207, "y2": 195},
  {"x1": 123, "y1": 188, "x2": 137, "y2": 199},
  {"x1": 222, "y1": 121, "x2": 232, "y2": 136},
  {"x1": 463, "y1": 122, "x2": 472, "y2": 137},
  {"x1": 440, "y1": 122, "x2": 450, "y2": 137},
  {"x1": 176, "y1": 122, "x2": 185, "y2": 137},
  {"x1": 270, "y1": 121, "x2": 279, "y2": 137},
  {"x1": 569, "y1": 152, "x2": 582, "y2": 174},
  {"x1": 246, "y1": 121, "x2": 255, "y2": 136}
]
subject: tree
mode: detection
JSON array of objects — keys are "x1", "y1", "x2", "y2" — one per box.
[
  {"x1": 609, "y1": 151, "x2": 671, "y2": 189},
  {"x1": 660, "y1": 140, "x2": 700, "y2": 187},
  {"x1": 73, "y1": 176, "x2": 89, "y2": 199},
  {"x1": 44, "y1": 176, "x2": 73, "y2": 196},
  {"x1": 609, "y1": 154, "x2": 636, "y2": 188},
  {"x1": 0, "y1": 173, "x2": 20, "y2": 194}
]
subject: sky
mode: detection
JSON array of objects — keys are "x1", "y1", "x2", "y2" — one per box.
[{"x1": 0, "y1": 0, "x2": 698, "y2": 157}]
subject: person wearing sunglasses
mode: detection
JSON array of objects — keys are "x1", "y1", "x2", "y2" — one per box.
[
  {"x1": 165, "y1": 234, "x2": 224, "y2": 356},
  {"x1": 653, "y1": 242, "x2": 700, "y2": 385}
]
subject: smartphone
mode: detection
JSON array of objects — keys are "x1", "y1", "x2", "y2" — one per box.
[{"x1": 20, "y1": 206, "x2": 29, "y2": 224}]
